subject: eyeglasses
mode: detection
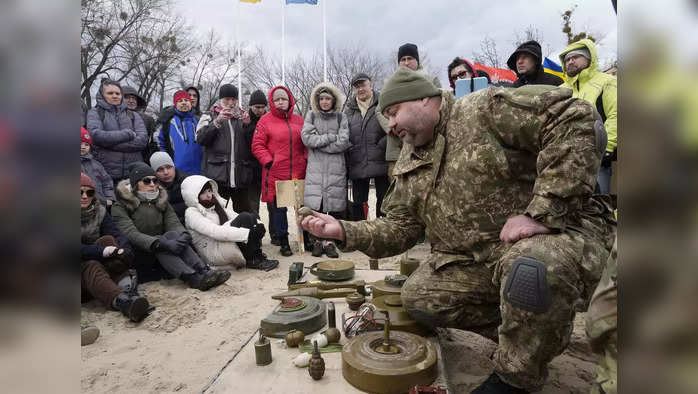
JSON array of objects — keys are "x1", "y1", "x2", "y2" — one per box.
[
  {"x1": 141, "y1": 177, "x2": 159, "y2": 185},
  {"x1": 81, "y1": 189, "x2": 95, "y2": 197},
  {"x1": 450, "y1": 70, "x2": 472, "y2": 81}
]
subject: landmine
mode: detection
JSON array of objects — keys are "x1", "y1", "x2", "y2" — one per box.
[{"x1": 260, "y1": 296, "x2": 327, "y2": 338}]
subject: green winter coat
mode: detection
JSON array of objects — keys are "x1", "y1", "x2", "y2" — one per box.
[
  {"x1": 111, "y1": 179, "x2": 186, "y2": 252},
  {"x1": 559, "y1": 39, "x2": 617, "y2": 153},
  {"x1": 340, "y1": 86, "x2": 615, "y2": 270}
]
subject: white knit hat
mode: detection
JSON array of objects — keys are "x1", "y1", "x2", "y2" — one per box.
[{"x1": 149, "y1": 151, "x2": 175, "y2": 171}]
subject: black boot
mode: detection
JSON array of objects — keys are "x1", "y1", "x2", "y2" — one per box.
[
  {"x1": 311, "y1": 240, "x2": 323, "y2": 257},
  {"x1": 470, "y1": 373, "x2": 529, "y2": 394},
  {"x1": 212, "y1": 269, "x2": 231, "y2": 286},
  {"x1": 246, "y1": 251, "x2": 280, "y2": 271},
  {"x1": 184, "y1": 271, "x2": 218, "y2": 291},
  {"x1": 279, "y1": 236, "x2": 293, "y2": 257},
  {"x1": 270, "y1": 235, "x2": 281, "y2": 246},
  {"x1": 113, "y1": 293, "x2": 149, "y2": 323}
]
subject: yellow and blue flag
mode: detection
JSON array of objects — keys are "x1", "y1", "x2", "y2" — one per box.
[
  {"x1": 543, "y1": 57, "x2": 566, "y2": 81},
  {"x1": 240, "y1": 0, "x2": 261, "y2": 3},
  {"x1": 286, "y1": 0, "x2": 317, "y2": 4}
]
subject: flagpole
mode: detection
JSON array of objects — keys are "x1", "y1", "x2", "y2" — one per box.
[
  {"x1": 237, "y1": 0, "x2": 242, "y2": 102},
  {"x1": 322, "y1": 0, "x2": 327, "y2": 82},
  {"x1": 282, "y1": 0, "x2": 286, "y2": 85}
]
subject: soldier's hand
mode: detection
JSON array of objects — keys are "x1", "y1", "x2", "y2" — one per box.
[
  {"x1": 298, "y1": 211, "x2": 344, "y2": 242},
  {"x1": 499, "y1": 214, "x2": 550, "y2": 243}
]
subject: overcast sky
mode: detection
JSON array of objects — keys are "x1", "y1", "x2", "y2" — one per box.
[{"x1": 175, "y1": 0, "x2": 617, "y2": 87}]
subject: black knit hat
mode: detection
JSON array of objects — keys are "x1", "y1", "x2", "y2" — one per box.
[
  {"x1": 507, "y1": 40, "x2": 542, "y2": 72},
  {"x1": 397, "y1": 43, "x2": 419, "y2": 64},
  {"x1": 248, "y1": 89, "x2": 267, "y2": 106},
  {"x1": 219, "y1": 84, "x2": 239, "y2": 99},
  {"x1": 127, "y1": 162, "x2": 156, "y2": 187}
]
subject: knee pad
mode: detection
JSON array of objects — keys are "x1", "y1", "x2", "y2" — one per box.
[{"x1": 503, "y1": 257, "x2": 550, "y2": 314}]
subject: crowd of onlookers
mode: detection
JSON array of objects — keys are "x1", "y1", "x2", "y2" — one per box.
[{"x1": 81, "y1": 39, "x2": 616, "y2": 329}]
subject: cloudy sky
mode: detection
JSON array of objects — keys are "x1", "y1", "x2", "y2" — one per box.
[{"x1": 175, "y1": 0, "x2": 617, "y2": 87}]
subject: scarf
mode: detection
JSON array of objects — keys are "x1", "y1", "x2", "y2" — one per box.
[
  {"x1": 138, "y1": 190, "x2": 160, "y2": 201},
  {"x1": 81, "y1": 201, "x2": 106, "y2": 244},
  {"x1": 357, "y1": 91, "x2": 373, "y2": 118}
]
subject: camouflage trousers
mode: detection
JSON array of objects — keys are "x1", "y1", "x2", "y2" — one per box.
[{"x1": 402, "y1": 231, "x2": 609, "y2": 392}]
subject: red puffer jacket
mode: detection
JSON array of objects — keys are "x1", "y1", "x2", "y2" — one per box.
[{"x1": 252, "y1": 86, "x2": 307, "y2": 203}]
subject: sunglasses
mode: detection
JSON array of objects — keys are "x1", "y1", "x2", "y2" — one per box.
[
  {"x1": 81, "y1": 189, "x2": 95, "y2": 197},
  {"x1": 141, "y1": 177, "x2": 159, "y2": 185},
  {"x1": 450, "y1": 70, "x2": 472, "y2": 82}
]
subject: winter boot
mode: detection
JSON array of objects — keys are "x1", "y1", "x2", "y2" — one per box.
[
  {"x1": 185, "y1": 270, "x2": 218, "y2": 291},
  {"x1": 81, "y1": 325, "x2": 100, "y2": 346},
  {"x1": 323, "y1": 242, "x2": 339, "y2": 259},
  {"x1": 311, "y1": 240, "x2": 323, "y2": 257},
  {"x1": 113, "y1": 293, "x2": 150, "y2": 323},
  {"x1": 470, "y1": 373, "x2": 529, "y2": 394},
  {"x1": 246, "y1": 251, "x2": 280, "y2": 271},
  {"x1": 279, "y1": 236, "x2": 293, "y2": 257}
]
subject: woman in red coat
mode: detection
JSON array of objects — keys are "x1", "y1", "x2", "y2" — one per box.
[{"x1": 252, "y1": 86, "x2": 307, "y2": 256}]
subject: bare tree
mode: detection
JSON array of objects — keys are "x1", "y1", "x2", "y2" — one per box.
[
  {"x1": 81, "y1": 0, "x2": 170, "y2": 108},
  {"x1": 472, "y1": 35, "x2": 502, "y2": 68},
  {"x1": 513, "y1": 25, "x2": 554, "y2": 59},
  {"x1": 562, "y1": 5, "x2": 599, "y2": 45}
]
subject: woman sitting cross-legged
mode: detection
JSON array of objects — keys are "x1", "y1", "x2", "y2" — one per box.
[
  {"x1": 111, "y1": 162, "x2": 230, "y2": 290},
  {"x1": 181, "y1": 175, "x2": 279, "y2": 271},
  {"x1": 81, "y1": 172, "x2": 149, "y2": 322}
]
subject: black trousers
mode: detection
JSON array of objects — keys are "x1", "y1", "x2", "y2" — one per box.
[
  {"x1": 350, "y1": 176, "x2": 390, "y2": 219},
  {"x1": 231, "y1": 212, "x2": 264, "y2": 261},
  {"x1": 218, "y1": 185, "x2": 253, "y2": 214},
  {"x1": 154, "y1": 231, "x2": 206, "y2": 278}
]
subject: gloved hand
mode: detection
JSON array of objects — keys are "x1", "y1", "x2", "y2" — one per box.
[
  {"x1": 248, "y1": 223, "x2": 266, "y2": 242},
  {"x1": 157, "y1": 235, "x2": 185, "y2": 255},
  {"x1": 601, "y1": 149, "x2": 616, "y2": 167},
  {"x1": 178, "y1": 231, "x2": 192, "y2": 245},
  {"x1": 119, "y1": 247, "x2": 135, "y2": 265},
  {"x1": 265, "y1": 161, "x2": 273, "y2": 170},
  {"x1": 103, "y1": 246, "x2": 118, "y2": 258}
]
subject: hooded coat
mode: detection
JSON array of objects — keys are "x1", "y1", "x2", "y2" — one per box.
[
  {"x1": 111, "y1": 179, "x2": 185, "y2": 252},
  {"x1": 301, "y1": 83, "x2": 351, "y2": 212},
  {"x1": 507, "y1": 41, "x2": 565, "y2": 88},
  {"x1": 559, "y1": 39, "x2": 617, "y2": 153},
  {"x1": 86, "y1": 88, "x2": 148, "y2": 180},
  {"x1": 344, "y1": 90, "x2": 389, "y2": 178},
  {"x1": 181, "y1": 175, "x2": 248, "y2": 269},
  {"x1": 251, "y1": 86, "x2": 307, "y2": 203},
  {"x1": 121, "y1": 86, "x2": 157, "y2": 158},
  {"x1": 81, "y1": 152, "x2": 116, "y2": 204}
]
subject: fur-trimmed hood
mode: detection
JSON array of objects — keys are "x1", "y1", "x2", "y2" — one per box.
[
  {"x1": 309, "y1": 82, "x2": 344, "y2": 114},
  {"x1": 115, "y1": 179, "x2": 169, "y2": 213}
]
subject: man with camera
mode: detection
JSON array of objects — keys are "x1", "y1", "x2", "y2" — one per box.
[{"x1": 196, "y1": 84, "x2": 257, "y2": 213}]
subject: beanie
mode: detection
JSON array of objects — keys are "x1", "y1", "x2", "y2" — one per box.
[
  {"x1": 219, "y1": 84, "x2": 239, "y2": 99},
  {"x1": 173, "y1": 90, "x2": 191, "y2": 106},
  {"x1": 127, "y1": 162, "x2": 156, "y2": 187},
  {"x1": 563, "y1": 48, "x2": 591, "y2": 62},
  {"x1": 248, "y1": 89, "x2": 267, "y2": 106},
  {"x1": 81, "y1": 126, "x2": 92, "y2": 145},
  {"x1": 378, "y1": 67, "x2": 441, "y2": 114},
  {"x1": 81, "y1": 172, "x2": 95, "y2": 189},
  {"x1": 397, "y1": 43, "x2": 419, "y2": 64},
  {"x1": 272, "y1": 88, "x2": 289, "y2": 101},
  {"x1": 149, "y1": 151, "x2": 175, "y2": 172}
]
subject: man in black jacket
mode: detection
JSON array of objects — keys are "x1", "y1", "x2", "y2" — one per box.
[
  {"x1": 150, "y1": 151, "x2": 189, "y2": 224},
  {"x1": 507, "y1": 40, "x2": 564, "y2": 87},
  {"x1": 195, "y1": 84, "x2": 256, "y2": 214}
]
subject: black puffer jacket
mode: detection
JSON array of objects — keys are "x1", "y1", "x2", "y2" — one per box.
[
  {"x1": 344, "y1": 91, "x2": 388, "y2": 180},
  {"x1": 507, "y1": 40, "x2": 564, "y2": 88},
  {"x1": 122, "y1": 86, "x2": 157, "y2": 159},
  {"x1": 244, "y1": 109, "x2": 264, "y2": 186}
]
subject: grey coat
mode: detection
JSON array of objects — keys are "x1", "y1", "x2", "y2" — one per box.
[
  {"x1": 301, "y1": 83, "x2": 351, "y2": 213},
  {"x1": 86, "y1": 88, "x2": 148, "y2": 180},
  {"x1": 344, "y1": 90, "x2": 389, "y2": 180},
  {"x1": 81, "y1": 153, "x2": 115, "y2": 203}
]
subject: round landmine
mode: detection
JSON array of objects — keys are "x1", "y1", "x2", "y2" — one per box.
[
  {"x1": 370, "y1": 279, "x2": 403, "y2": 298},
  {"x1": 261, "y1": 296, "x2": 327, "y2": 338},
  {"x1": 342, "y1": 330, "x2": 437, "y2": 394},
  {"x1": 372, "y1": 295, "x2": 429, "y2": 336},
  {"x1": 345, "y1": 292, "x2": 366, "y2": 311}
]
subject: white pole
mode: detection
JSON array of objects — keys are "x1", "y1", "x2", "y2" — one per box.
[
  {"x1": 322, "y1": 0, "x2": 327, "y2": 82},
  {"x1": 282, "y1": 0, "x2": 286, "y2": 85},
  {"x1": 237, "y1": 1, "x2": 242, "y2": 102}
]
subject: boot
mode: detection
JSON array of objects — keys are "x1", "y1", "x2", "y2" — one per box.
[
  {"x1": 81, "y1": 325, "x2": 100, "y2": 346},
  {"x1": 113, "y1": 293, "x2": 150, "y2": 323},
  {"x1": 323, "y1": 242, "x2": 339, "y2": 259},
  {"x1": 246, "y1": 251, "x2": 280, "y2": 271},
  {"x1": 185, "y1": 270, "x2": 218, "y2": 291},
  {"x1": 470, "y1": 373, "x2": 529, "y2": 394},
  {"x1": 280, "y1": 236, "x2": 293, "y2": 257},
  {"x1": 212, "y1": 269, "x2": 231, "y2": 286},
  {"x1": 311, "y1": 240, "x2": 323, "y2": 257},
  {"x1": 270, "y1": 235, "x2": 281, "y2": 246}
]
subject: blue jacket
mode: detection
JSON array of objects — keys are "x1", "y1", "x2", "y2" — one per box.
[{"x1": 157, "y1": 109, "x2": 202, "y2": 174}]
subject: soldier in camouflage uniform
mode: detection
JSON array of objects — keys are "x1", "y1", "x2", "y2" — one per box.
[
  {"x1": 586, "y1": 238, "x2": 617, "y2": 394},
  {"x1": 300, "y1": 68, "x2": 616, "y2": 393}
]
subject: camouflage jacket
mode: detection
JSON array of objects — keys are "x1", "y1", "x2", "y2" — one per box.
[{"x1": 340, "y1": 86, "x2": 612, "y2": 269}]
